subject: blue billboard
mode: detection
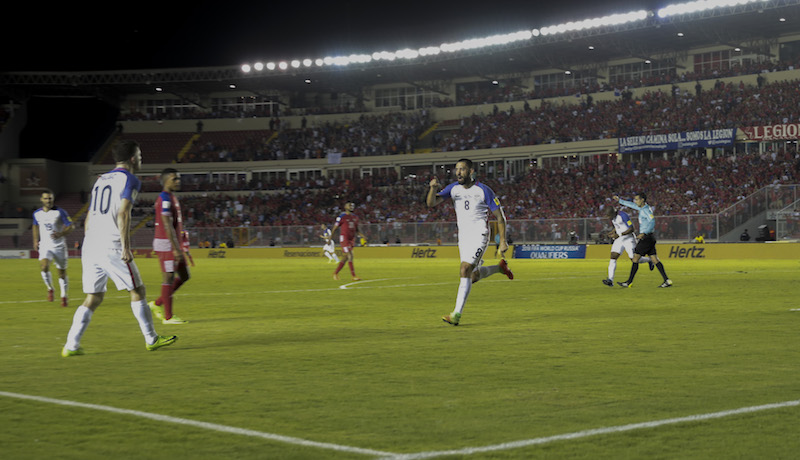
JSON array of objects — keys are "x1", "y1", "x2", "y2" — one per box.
[{"x1": 513, "y1": 244, "x2": 587, "y2": 259}]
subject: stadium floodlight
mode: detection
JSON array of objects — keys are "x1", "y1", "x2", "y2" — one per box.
[
  {"x1": 266, "y1": 62, "x2": 276, "y2": 70},
  {"x1": 657, "y1": 0, "x2": 762, "y2": 18},
  {"x1": 303, "y1": 59, "x2": 313, "y2": 67},
  {"x1": 241, "y1": 64, "x2": 251, "y2": 73},
  {"x1": 278, "y1": 61, "x2": 288, "y2": 70},
  {"x1": 314, "y1": 58, "x2": 324, "y2": 66},
  {"x1": 372, "y1": 51, "x2": 396, "y2": 61},
  {"x1": 291, "y1": 60, "x2": 301, "y2": 68},
  {"x1": 539, "y1": 11, "x2": 647, "y2": 35},
  {"x1": 253, "y1": 62, "x2": 264, "y2": 71}
]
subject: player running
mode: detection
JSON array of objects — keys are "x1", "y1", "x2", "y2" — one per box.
[
  {"x1": 32, "y1": 190, "x2": 74, "y2": 306},
  {"x1": 427, "y1": 159, "x2": 514, "y2": 326}
]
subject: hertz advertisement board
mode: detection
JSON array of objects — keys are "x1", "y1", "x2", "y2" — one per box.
[
  {"x1": 172, "y1": 243, "x2": 800, "y2": 260},
  {"x1": 584, "y1": 242, "x2": 800, "y2": 260}
]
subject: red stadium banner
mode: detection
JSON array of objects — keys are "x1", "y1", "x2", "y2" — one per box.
[{"x1": 741, "y1": 123, "x2": 800, "y2": 141}]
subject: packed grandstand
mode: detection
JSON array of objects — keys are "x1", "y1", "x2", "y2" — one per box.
[{"x1": 2, "y1": 0, "x2": 800, "y2": 248}]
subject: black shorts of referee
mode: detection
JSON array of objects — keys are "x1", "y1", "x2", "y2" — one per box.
[{"x1": 634, "y1": 233, "x2": 657, "y2": 256}]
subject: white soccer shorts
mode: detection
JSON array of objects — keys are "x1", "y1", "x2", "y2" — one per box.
[
  {"x1": 39, "y1": 246, "x2": 68, "y2": 269},
  {"x1": 458, "y1": 231, "x2": 489, "y2": 265},
  {"x1": 611, "y1": 235, "x2": 637, "y2": 259},
  {"x1": 81, "y1": 246, "x2": 144, "y2": 293}
]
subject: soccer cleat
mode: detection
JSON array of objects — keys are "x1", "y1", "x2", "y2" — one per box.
[
  {"x1": 498, "y1": 259, "x2": 514, "y2": 280},
  {"x1": 162, "y1": 315, "x2": 188, "y2": 324},
  {"x1": 61, "y1": 347, "x2": 84, "y2": 357},
  {"x1": 602, "y1": 278, "x2": 614, "y2": 287},
  {"x1": 47, "y1": 289, "x2": 54, "y2": 302},
  {"x1": 442, "y1": 312, "x2": 461, "y2": 326},
  {"x1": 617, "y1": 281, "x2": 632, "y2": 288},
  {"x1": 332, "y1": 273, "x2": 340, "y2": 280},
  {"x1": 61, "y1": 297, "x2": 68, "y2": 307},
  {"x1": 648, "y1": 260, "x2": 655, "y2": 271},
  {"x1": 146, "y1": 335, "x2": 178, "y2": 351},
  {"x1": 148, "y1": 301, "x2": 165, "y2": 321},
  {"x1": 352, "y1": 277, "x2": 362, "y2": 281},
  {"x1": 658, "y1": 279, "x2": 673, "y2": 288}
]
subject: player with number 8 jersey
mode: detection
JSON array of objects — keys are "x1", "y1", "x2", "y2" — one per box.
[{"x1": 427, "y1": 159, "x2": 514, "y2": 326}]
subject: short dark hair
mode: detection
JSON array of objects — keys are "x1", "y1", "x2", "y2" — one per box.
[
  {"x1": 111, "y1": 140, "x2": 140, "y2": 163},
  {"x1": 636, "y1": 192, "x2": 648, "y2": 202},
  {"x1": 160, "y1": 168, "x2": 178, "y2": 185},
  {"x1": 456, "y1": 158, "x2": 474, "y2": 171}
]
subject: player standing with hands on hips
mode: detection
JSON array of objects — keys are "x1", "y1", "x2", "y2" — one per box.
[
  {"x1": 61, "y1": 140, "x2": 177, "y2": 357},
  {"x1": 613, "y1": 193, "x2": 672, "y2": 288},
  {"x1": 427, "y1": 159, "x2": 514, "y2": 326}
]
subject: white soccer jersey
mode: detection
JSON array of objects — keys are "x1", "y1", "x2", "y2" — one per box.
[
  {"x1": 33, "y1": 207, "x2": 72, "y2": 249},
  {"x1": 611, "y1": 211, "x2": 636, "y2": 241},
  {"x1": 84, "y1": 168, "x2": 141, "y2": 249},
  {"x1": 437, "y1": 181, "x2": 501, "y2": 235}
]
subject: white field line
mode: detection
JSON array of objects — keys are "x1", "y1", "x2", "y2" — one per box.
[
  {"x1": 0, "y1": 390, "x2": 396, "y2": 457},
  {"x1": 0, "y1": 269, "x2": 793, "y2": 304},
  {"x1": 2, "y1": 391, "x2": 797, "y2": 458},
  {"x1": 381, "y1": 399, "x2": 800, "y2": 459}
]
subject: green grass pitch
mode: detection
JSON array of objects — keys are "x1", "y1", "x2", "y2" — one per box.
[{"x1": 1, "y1": 256, "x2": 799, "y2": 459}]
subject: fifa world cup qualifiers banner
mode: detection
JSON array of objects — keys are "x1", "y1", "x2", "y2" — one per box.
[
  {"x1": 740, "y1": 123, "x2": 800, "y2": 141},
  {"x1": 513, "y1": 244, "x2": 586, "y2": 259},
  {"x1": 618, "y1": 129, "x2": 736, "y2": 153}
]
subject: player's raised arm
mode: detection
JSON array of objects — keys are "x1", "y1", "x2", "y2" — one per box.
[{"x1": 426, "y1": 177, "x2": 444, "y2": 207}]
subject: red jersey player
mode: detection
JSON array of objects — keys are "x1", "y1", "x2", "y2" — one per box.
[
  {"x1": 331, "y1": 201, "x2": 367, "y2": 281},
  {"x1": 149, "y1": 168, "x2": 191, "y2": 324}
]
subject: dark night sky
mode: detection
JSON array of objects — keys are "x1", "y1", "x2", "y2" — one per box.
[
  {"x1": 6, "y1": 1, "x2": 664, "y2": 161},
  {"x1": 6, "y1": 1, "x2": 664, "y2": 71}
]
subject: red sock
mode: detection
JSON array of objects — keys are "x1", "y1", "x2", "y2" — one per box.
[
  {"x1": 348, "y1": 261, "x2": 355, "y2": 276},
  {"x1": 334, "y1": 261, "x2": 345, "y2": 275},
  {"x1": 160, "y1": 283, "x2": 173, "y2": 319}
]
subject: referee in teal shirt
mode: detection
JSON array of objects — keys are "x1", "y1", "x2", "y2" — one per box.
[{"x1": 613, "y1": 192, "x2": 673, "y2": 288}]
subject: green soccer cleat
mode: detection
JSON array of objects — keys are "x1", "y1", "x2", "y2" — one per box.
[
  {"x1": 146, "y1": 335, "x2": 178, "y2": 351},
  {"x1": 162, "y1": 315, "x2": 188, "y2": 324},
  {"x1": 148, "y1": 301, "x2": 165, "y2": 321},
  {"x1": 61, "y1": 347, "x2": 84, "y2": 357},
  {"x1": 442, "y1": 312, "x2": 461, "y2": 326}
]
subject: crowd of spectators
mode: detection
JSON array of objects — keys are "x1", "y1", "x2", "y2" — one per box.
[
  {"x1": 434, "y1": 77, "x2": 800, "y2": 151},
  {"x1": 178, "y1": 111, "x2": 431, "y2": 163},
  {"x1": 139, "y1": 147, "x2": 800, "y2": 229},
  {"x1": 118, "y1": 76, "x2": 800, "y2": 164}
]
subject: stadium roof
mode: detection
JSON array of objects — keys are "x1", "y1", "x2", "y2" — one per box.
[{"x1": 2, "y1": 0, "x2": 800, "y2": 103}]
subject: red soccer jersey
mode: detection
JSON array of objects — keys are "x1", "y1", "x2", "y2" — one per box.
[
  {"x1": 153, "y1": 191, "x2": 184, "y2": 252},
  {"x1": 335, "y1": 213, "x2": 359, "y2": 241}
]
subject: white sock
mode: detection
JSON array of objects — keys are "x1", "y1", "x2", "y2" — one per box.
[
  {"x1": 475, "y1": 264, "x2": 501, "y2": 281},
  {"x1": 65, "y1": 306, "x2": 93, "y2": 350},
  {"x1": 59, "y1": 277, "x2": 68, "y2": 298},
  {"x1": 607, "y1": 259, "x2": 617, "y2": 280},
  {"x1": 453, "y1": 277, "x2": 472, "y2": 315},
  {"x1": 41, "y1": 271, "x2": 54, "y2": 290},
  {"x1": 130, "y1": 300, "x2": 158, "y2": 344}
]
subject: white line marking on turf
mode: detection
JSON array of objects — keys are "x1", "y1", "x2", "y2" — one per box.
[
  {"x1": 339, "y1": 278, "x2": 393, "y2": 289},
  {"x1": 0, "y1": 391, "x2": 396, "y2": 457},
  {"x1": 381, "y1": 399, "x2": 800, "y2": 459}
]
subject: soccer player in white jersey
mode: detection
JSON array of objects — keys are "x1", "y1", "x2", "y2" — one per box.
[
  {"x1": 320, "y1": 223, "x2": 339, "y2": 263},
  {"x1": 61, "y1": 140, "x2": 177, "y2": 357},
  {"x1": 32, "y1": 190, "x2": 74, "y2": 306},
  {"x1": 427, "y1": 159, "x2": 514, "y2": 326},
  {"x1": 601, "y1": 205, "x2": 652, "y2": 287}
]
